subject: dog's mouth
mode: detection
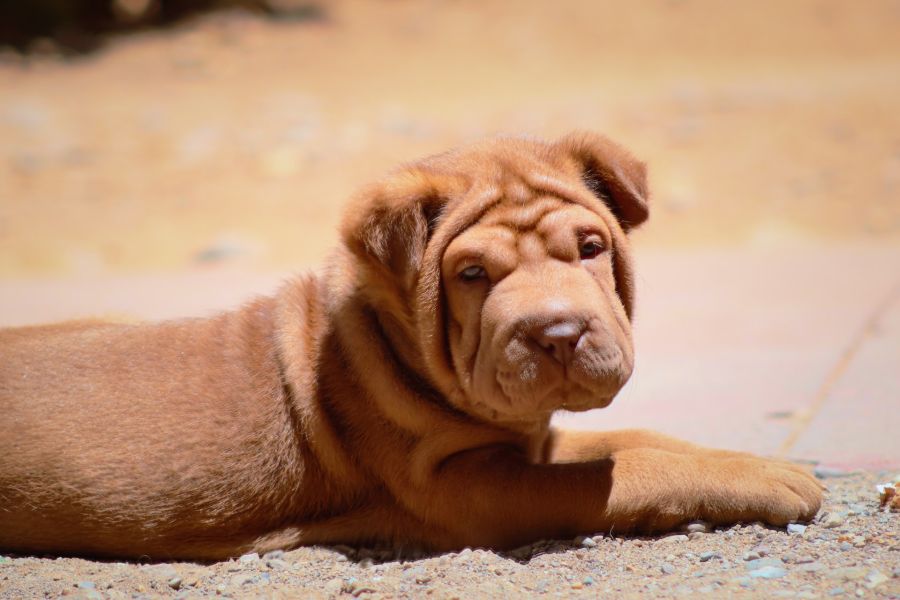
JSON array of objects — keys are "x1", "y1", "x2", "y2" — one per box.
[
  {"x1": 487, "y1": 367, "x2": 621, "y2": 419},
  {"x1": 466, "y1": 330, "x2": 631, "y2": 422}
]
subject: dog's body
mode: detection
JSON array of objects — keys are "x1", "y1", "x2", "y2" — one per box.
[{"x1": 0, "y1": 133, "x2": 823, "y2": 560}]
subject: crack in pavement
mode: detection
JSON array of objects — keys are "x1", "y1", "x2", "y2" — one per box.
[{"x1": 777, "y1": 275, "x2": 900, "y2": 459}]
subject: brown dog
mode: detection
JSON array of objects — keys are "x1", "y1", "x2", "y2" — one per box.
[{"x1": 0, "y1": 132, "x2": 823, "y2": 560}]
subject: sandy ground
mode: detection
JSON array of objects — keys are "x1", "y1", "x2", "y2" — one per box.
[
  {"x1": 1, "y1": 472, "x2": 898, "y2": 599},
  {"x1": 2, "y1": 1, "x2": 900, "y2": 597}
]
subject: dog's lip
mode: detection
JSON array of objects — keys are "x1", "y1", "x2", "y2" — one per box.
[{"x1": 491, "y1": 375, "x2": 605, "y2": 415}]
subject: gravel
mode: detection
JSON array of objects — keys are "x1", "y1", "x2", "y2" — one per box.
[{"x1": 0, "y1": 471, "x2": 897, "y2": 599}]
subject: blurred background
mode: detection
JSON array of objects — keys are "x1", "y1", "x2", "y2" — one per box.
[{"x1": 1, "y1": 0, "x2": 898, "y2": 464}]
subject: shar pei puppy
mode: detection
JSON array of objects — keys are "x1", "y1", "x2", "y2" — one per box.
[{"x1": 0, "y1": 132, "x2": 823, "y2": 560}]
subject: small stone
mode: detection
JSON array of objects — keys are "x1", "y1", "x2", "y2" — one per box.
[
  {"x1": 794, "y1": 555, "x2": 816, "y2": 565},
  {"x1": 814, "y1": 466, "x2": 853, "y2": 478},
  {"x1": 822, "y1": 513, "x2": 845, "y2": 529},
  {"x1": 828, "y1": 588, "x2": 846, "y2": 597},
  {"x1": 239, "y1": 552, "x2": 260, "y2": 563},
  {"x1": 583, "y1": 576, "x2": 594, "y2": 586},
  {"x1": 77, "y1": 582, "x2": 96, "y2": 590},
  {"x1": 750, "y1": 566, "x2": 788, "y2": 579},
  {"x1": 800, "y1": 562, "x2": 827, "y2": 573},
  {"x1": 864, "y1": 570, "x2": 889, "y2": 589},
  {"x1": 661, "y1": 563, "x2": 676, "y2": 575},
  {"x1": 688, "y1": 532, "x2": 705, "y2": 540},
  {"x1": 570, "y1": 581, "x2": 583, "y2": 589},
  {"x1": 787, "y1": 524, "x2": 807, "y2": 535},
  {"x1": 745, "y1": 558, "x2": 783, "y2": 570},
  {"x1": 262, "y1": 550, "x2": 285, "y2": 560},
  {"x1": 167, "y1": 577, "x2": 182, "y2": 590},
  {"x1": 852, "y1": 536, "x2": 866, "y2": 547},
  {"x1": 351, "y1": 586, "x2": 376, "y2": 596},
  {"x1": 699, "y1": 551, "x2": 721, "y2": 563},
  {"x1": 827, "y1": 567, "x2": 869, "y2": 581},
  {"x1": 216, "y1": 583, "x2": 227, "y2": 594},
  {"x1": 743, "y1": 551, "x2": 761, "y2": 561},
  {"x1": 839, "y1": 542, "x2": 853, "y2": 551},
  {"x1": 230, "y1": 574, "x2": 254, "y2": 586},
  {"x1": 685, "y1": 521, "x2": 709, "y2": 534},
  {"x1": 266, "y1": 558, "x2": 289, "y2": 570},
  {"x1": 659, "y1": 534, "x2": 689, "y2": 543},
  {"x1": 575, "y1": 535, "x2": 597, "y2": 548},
  {"x1": 324, "y1": 578, "x2": 343, "y2": 595}
]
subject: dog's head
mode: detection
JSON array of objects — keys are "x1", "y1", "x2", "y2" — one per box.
[{"x1": 341, "y1": 132, "x2": 648, "y2": 426}]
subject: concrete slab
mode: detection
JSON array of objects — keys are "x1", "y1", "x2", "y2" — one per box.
[
  {"x1": 554, "y1": 242, "x2": 900, "y2": 469},
  {"x1": 786, "y1": 282, "x2": 900, "y2": 470}
]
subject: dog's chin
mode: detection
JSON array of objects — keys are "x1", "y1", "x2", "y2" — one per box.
[{"x1": 472, "y1": 384, "x2": 617, "y2": 424}]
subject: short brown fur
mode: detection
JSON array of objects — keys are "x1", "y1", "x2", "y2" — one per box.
[{"x1": 0, "y1": 133, "x2": 823, "y2": 560}]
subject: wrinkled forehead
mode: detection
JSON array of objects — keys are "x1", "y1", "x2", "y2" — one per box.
[{"x1": 444, "y1": 192, "x2": 612, "y2": 257}]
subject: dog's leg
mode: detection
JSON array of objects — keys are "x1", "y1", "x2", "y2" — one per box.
[
  {"x1": 543, "y1": 428, "x2": 754, "y2": 463},
  {"x1": 418, "y1": 442, "x2": 822, "y2": 549}
]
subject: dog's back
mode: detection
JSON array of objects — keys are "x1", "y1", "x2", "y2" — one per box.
[{"x1": 0, "y1": 297, "x2": 314, "y2": 559}]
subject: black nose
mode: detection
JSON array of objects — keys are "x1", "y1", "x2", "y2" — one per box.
[{"x1": 532, "y1": 321, "x2": 587, "y2": 365}]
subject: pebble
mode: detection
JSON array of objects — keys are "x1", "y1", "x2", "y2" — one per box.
[
  {"x1": 749, "y1": 566, "x2": 788, "y2": 579},
  {"x1": 815, "y1": 465, "x2": 853, "y2": 478},
  {"x1": 266, "y1": 558, "x2": 289, "y2": 570},
  {"x1": 575, "y1": 535, "x2": 597, "y2": 548},
  {"x1": 167, "y1": 577, "x2": 182, "y2": 590},
  {"x1": 821, "y1": 513, "x2": 845, "y2": 529},
  {"x1": 262, "y1": 550, "x2": 285, "y2": 560},
  {"x1": 76, "y1": 581, "x2": 96, "y2": 589},
  {"x1": 658, "y1": 534, "x2": 689, "y2": 544},
  {"x1": 661, "y1": 563, "x2": 676, "y2": 575},
  {"x1": 699, "y1": 551, "x2": 721, "y2": 563},
  {"x1": 799, "y1": 562, "x2": 826, "y2": 573},
  {"x1": 324, "y1": 578, "x2": 343, "y2": 595},
  {"x1": 826, "y1": 567, "x2": 869, "y2": 581},
  {"x1": 745, "y1": 558, "x2": 783, "y2": 570},
  {"x1": 230, "y1": 574, "x2": 255, "y2": 586},
  {"x1": 787, "y1": 524, "x2": 807, "y2": 535},
  {"x1": 743, "y1": 551, "x2": 761, "y2": 561},
  {"x1": 239, "y1": 552, "x2": 260, "y2": 564},
  {"x1": 864, "y1": 570, "x2": 889, "y2": 589},
  {"x1": 685, "y1": 521, "x2": 709, "y2": 534}
]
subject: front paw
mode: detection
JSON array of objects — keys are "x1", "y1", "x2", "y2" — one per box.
[{"x1": 702, "y1": 456, "x2": 824, "y2": 526}]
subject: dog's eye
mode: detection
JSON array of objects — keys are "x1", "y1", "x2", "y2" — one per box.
[
  {"x1": 459, "y1": 265, "x2": 487, "y2": 281},
  {"x1": 579, "y1": 240, "x2": 604, "y2": 260}
]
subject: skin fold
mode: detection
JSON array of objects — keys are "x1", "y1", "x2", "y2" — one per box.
[{"x1": 0, "y1": 132, "x2": 823, "y2": 560}]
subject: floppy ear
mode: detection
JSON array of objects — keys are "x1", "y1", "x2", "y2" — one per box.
[
  {"x1": 556, "y1": 131, "x2": 649, "y2": 231},
  {"x1": 340, "y1": 169, "x2": 456, "y2": 293}
]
